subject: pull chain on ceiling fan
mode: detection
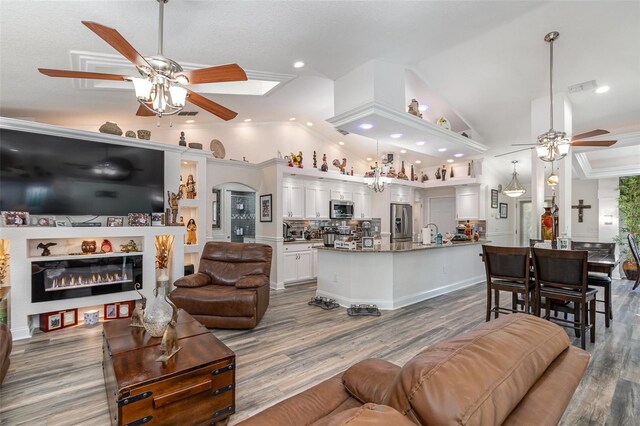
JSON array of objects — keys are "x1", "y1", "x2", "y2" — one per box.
[
  {"x1": 38, "y1": 0, "x2": 247, "y2": 121},
  {"x1": 495, "y1": 31, "x2": 617, "y2": 160}
]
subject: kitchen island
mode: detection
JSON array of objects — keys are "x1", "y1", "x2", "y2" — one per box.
[{"x1": 316, "y1": 240, "x2": 488, "y2": 310}]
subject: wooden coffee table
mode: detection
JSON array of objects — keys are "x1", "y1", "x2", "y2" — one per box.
[{"x1": 103, "y1": 310, "x2": 235, "y2": 426}]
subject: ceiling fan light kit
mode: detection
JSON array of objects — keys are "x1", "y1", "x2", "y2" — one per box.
[
  {"x1": 37, "y1": 0, "x2": 247, "y2": 121},
  {"x1": 503, "y1": 160, "x2": 526, "y2": 198}
]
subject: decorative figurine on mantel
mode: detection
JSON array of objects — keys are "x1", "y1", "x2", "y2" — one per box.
[
  {"x1": 167, "y1": 189, "x2": 183, "y2": 225},
  {"x1": 290, "y1": 151, "x2": 303, "y2": 168},
  {"x1": 333, "y1": 158, "x2": 347, "y2": 174},
  {"x1": 179, "y1": 131, "x2": 187, "y2": 146},
  {"x1": 129, "y1": 282, "x2": 146, "y2": 328},
  {"x1": 157, "y1": 296, "x2": 182, "y2": 362},
  {"x1": 450, "y1": 165, "x2": 454, "y2": 178},
  {"x1": 313, "y1": 151, "x2": 317, "y2": 168},
  {"x1": 186, "y1": 219, "x2": 197, "y2": 245},
  {"x1": 435, "y1": 167, "x2": 441, "y2": 180},
  {"x1": 397, "y1": 161, "x2": 408, "y2": 180},
  {"x1": 441, "y1": 165, "x2": 447, "y2": 182},
  {"x1": 410, "y1": 165, "x2": 415, "y2": 181},
  {"x1": 101, "y1": 239, "x2": 112, "y2": 253},
  {"x1": 185, "y1": 174, "x2": 196, "y2": 199},
  {"x1": 320, "y1": 154, "x2": 328, "y2": 172},
  {"x1": 37, "y1": 242, "x2": 56, "y2": 256},
  {"x1": 120, "y1": 240, "x2": 140, "y2": 253},
  {"x1": 407, "y1": 99, "x2": 423, "y2": 118}
]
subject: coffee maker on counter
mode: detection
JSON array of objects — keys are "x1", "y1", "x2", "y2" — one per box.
[{"x1": 283, "y1": 222, "x2": 295, "y2": 242}]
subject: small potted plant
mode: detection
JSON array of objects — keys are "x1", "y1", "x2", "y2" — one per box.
[{"x1": 614, "y1": 176, "x2": 640, "y2": 280}]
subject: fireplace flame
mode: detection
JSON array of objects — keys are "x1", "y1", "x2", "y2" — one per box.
[{"x1": 48, "y1": 271, "x2": 131, "y2": 290}]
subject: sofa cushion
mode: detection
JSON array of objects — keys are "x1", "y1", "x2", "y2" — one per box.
[
  {"x1": 313, "y1": 403, "x2": 415, "y2": 426},
  {"x1": 173, "y1": 272, "x2": 211, "y2": 288},
  {"x1": 170, "y1": 285, "x2": 257, "y2": 318},
  {"x1": 236, "y1": 275, "x2": 268, "y2": 289},
  {"x1": 386, "y1": 314, "x2": 570, "y2": 426},
  {"x1": 342, "y1": 359, "x2": 400, "y2": 404}
]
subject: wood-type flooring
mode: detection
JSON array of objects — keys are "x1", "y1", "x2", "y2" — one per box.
[{"x1": 0, "y1": 279, "x2": 638, "y2": 425}]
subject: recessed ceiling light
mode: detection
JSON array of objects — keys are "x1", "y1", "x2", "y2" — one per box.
[
  {"x1": 438, "y1": 148, "x2": 447, "y2": 152},
  {"x1": 454, "y1": 153, "x2": 464, "y2": 158},
  {"x1": 293, "y1": 61, "x2": 305, "y2": 68},
  {"x1": 338, "y1": 141, "x2": 345, "y2": 145},
  {"x1": 415, "y1": 141, "x2": 425, "y2": 146},
  {"x1": 359, "y1": 123, "x2": 373, "y2": 130},
  {"x1": 418, "y1": 105, "x2": 428, "y2": 112},
  {"x1": 447, "y1": 159, "x2": 454, "y2": 163},
  {"x1": 366, "y1": 157, "x2": 373, "y2": 161},
  {"x1": 390, "y1": 133, "x2": 403, "y2": 139},
  {"x1": 289, "y1": 117, "x2": 296, "y2": 121},
  {"x1": 9, "y1": 148, "x2": 19, "y2": 152},
  {"x1": 243, "y1": 118, "x2": 252, "y2": 122},
  {"x1": 306, "y1": 122, "x2": 313, "y2": 126},
  {"x1": 595, "y1": 85, "x2": 610, "y2": 94},
  {"x1": 400, "y1": 149, "x2": 407, "y2": 154},
  {"x1": 182, "y1": 161, "x2": 188, "y2": 165},
  {"x1": 415, "y1": 160, "x2": 422, "y2": 164},
  {"x1": 185, "y1": 119, "x2": 195, "y2": 124}
]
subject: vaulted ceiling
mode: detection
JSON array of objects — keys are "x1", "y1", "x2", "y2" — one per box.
[{"x1": 1, "y1": 1, "x2": 639, "y2": 178}]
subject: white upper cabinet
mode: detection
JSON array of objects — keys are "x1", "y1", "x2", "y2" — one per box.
[
  {"x1": 305, "y1": 187, "x2": 330, "y2": 219},
  {"x1": 330, "y1": 189, "x2": 352, "y2": 201},
  {"x1": 390, "y1": 186, "x2": 413, "y2": 204},
  {"x1": 353, "y1": 191, "x2": 372, "y2": 219},
  {"x1": 283, "y1": 181, "x2": 304, "y2": 218},
  {"x1": 455, "y1": 185, "x2": 486, "y2": 220}
]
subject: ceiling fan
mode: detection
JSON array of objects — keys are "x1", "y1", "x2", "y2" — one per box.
[
  {"x1": 496, "y1": 31, "x2": 616, "y2": 160},
  {"x1": 38, "y1": 0, "x2": 247, "y2": 121}
]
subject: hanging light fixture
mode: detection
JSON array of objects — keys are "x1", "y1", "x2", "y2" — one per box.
[
  {"x1": 364, "y1": 140, "x2": 391, "y2": 192},
  {"x1": 546, "y1": 161, "x2": 559, "y2": 186},
  {"x1": 536, "y1": 32, "x2": 571, "y2": 162},
  {"x1": 503, "y1": 160, "x2": 526, "y2": 198}
]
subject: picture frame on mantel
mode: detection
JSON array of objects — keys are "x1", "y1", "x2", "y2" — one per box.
[
  {"x1": 499, "y1": 203, "x2": 508, "y2": 219},
  {"x1": 491, "y1": 189, "x2": 499, "y2": 209},
  {"x1": 260, "y1": 194, "x2": 272, "y2": 223}
]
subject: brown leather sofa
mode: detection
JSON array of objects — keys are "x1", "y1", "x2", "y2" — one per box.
[
  {"x1": 0, "y1": 323, "x2": 11, "y2": 385},
  {"x1": 170, "y1": 242, "x2": 272, "y2": 329},
  {"x1": 238, "y1": 314, "x2": 590, "y2": 425}
]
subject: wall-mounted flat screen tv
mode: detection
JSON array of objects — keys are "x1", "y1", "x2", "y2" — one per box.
[{"x1": 0, "y1": 129, "x2": 165, "y2": 216}]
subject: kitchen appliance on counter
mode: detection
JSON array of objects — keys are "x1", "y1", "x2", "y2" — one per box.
[
  {"x1": 391, "y1": 203, "x2": 412, "y2": 242},
  {"x1": 330, "y1": 200, "x2": 354, "y2": 219},
  {"x1": 283, "y1": 222, "x2": 295, "y2": 242},
  {"x1": 323, "y1": 227, "x2": 337, "y2": 247}
]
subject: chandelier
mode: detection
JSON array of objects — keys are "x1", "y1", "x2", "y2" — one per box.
[
  {"x1": 503, "y1": 160, "x2": 526, "y2": 198},
  {"x1": 536, "y1": 31, "x2": 571, "y2": 162},
  {"x1": 364, "y1": 140, "x2": 391, "y2": 192}
]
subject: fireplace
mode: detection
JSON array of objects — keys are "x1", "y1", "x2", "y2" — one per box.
[{"x1": 31, "y1": 255, "x2": 142, "y2": 303}]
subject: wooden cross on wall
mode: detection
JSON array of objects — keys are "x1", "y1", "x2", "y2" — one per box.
[{"x1": 572, "y1": 199, "x2": 592, "y2": 223}]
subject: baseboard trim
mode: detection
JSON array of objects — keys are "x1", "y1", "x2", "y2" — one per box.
[{"x1": 11, "y1": 325, "x2": 32, "y2": 341}]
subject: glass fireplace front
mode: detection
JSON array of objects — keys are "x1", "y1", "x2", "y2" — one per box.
[{"x1": 31, "y1": 255, "x2": 142, "y2": 303}]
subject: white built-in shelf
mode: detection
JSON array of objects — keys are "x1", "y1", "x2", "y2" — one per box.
[
  {"x1": 184, "y1": 244, "x2": 201, "y2": 254},
  {"x1": 28, "y1": 251, "x2": 142, "y2": 262},
  {"x1": 181, "y1": 199, "x2": 199, "y2": 208}
]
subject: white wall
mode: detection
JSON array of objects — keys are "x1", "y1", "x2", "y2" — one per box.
[
  {"x1": 480, "y1": 169, "x2": 516, "y2": 246},
  {"x1": 571, "y1": 179, "x2": 599, "y2": 242}
]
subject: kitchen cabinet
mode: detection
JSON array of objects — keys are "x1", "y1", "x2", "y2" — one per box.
[
  {"x1": 283, "y1": 243, "x2": 314, "y2": 283},
  {"x1": 390, "y1": 186, "x2": 412, "y2": 204},
  {"x1": 304, "y1": 187, "x2": 330, "y2": 219},
  {"x1": 330, "y1": 189, "x2": 352, "y2": 201},
  {"x1": 455, "y1": 185, "x2": 486, "y2": 220},
  {"x1": 352, "y1": 191, "x2": 372, "y2": 219},
  {"x1": 283, "y1": 181, "x2": 304, "y2": 218}
]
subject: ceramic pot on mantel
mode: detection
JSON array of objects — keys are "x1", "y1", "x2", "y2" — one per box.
[{"x1": 143, "y1": 272, "x2": 172, "y2": 337}]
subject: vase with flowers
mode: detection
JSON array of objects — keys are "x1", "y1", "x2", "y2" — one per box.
[{"x1": 144, "y1": 235, "x2": 175, "y2": 337}]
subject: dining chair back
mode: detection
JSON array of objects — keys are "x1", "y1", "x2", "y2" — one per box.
[
  {"x1": 532, "y1": 247, "x2": 597, "y2": 349},
  {"x1": 628, "y1": 234, "x2": 640, "y2": 290},
  {"x1": 572, "y1": 241, "x2": 615, "y2": 256},
  {"x1": 482, "y1": 245, "x2": 533, "y2": 321}
]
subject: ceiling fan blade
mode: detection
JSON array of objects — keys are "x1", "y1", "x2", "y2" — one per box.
[
  {"x1": 494, "y1": 147, "x2": 533, "y2": 158},
  {"x1": 82, "y1": 21, "x2": 153, "y2": 71},
  {"x1": 511, "y1": 143, "x2": 537, "y2": 146},
  {"x1": 136, "y1": 104, "x2": 156, "y2": 117},
  {"x1": 571, "y1": 140, "x2": 617, "y2": 147},
  {"x1": 571, "y1": 129, "x2": 609, "y2": 141},
  {"x1": 38, "y1": 68, "x2": 128, "y2": 81},
  {"x1": 176, "y1": 64, "x2": 248, "y2": 85},
  {"x1": 186, "y1": 90, "x2": 237, "y2": 121}
]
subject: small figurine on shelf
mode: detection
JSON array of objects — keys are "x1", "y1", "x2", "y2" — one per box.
[
  {"x1": 333, "y1": 158, "x2": 347, "y2": 174},
  {"x1": 179, "y1": 175, "x2": 185, "y2": 198},
  {"x1": 290, "y1": 151, "x2": 303, "y2": 168},
  {"x1": 185, "y1": 174, "x2": 196, "y2": 199},
  {"x1": 101, "y1": 239, "x2": 112, "y2": 253},
  {"x1": 468, "y1": 162, "x2": 471, "y2": 176},
  {"x1": 435, "y1": 167, "x2": 441, "y2": 179},
  {"x1": 441, "y1": 165, "x2": 447, "y2": 182},
  {"x1": 186, "y1": 219, "x2": 197, "y2": 245},
  {"x1": 37, "y1": 242, "x2": 57, "y2": 256},
  {"x1": 320, "y1": 154, "x2": 328, "y2": 172},
  {"x1": 408, "y1": 99, "x2": 423, "y2": 118},
  {"x1": 421, "y1": 172, "x2": 428, "y2": 182},
  {"x1": 157, "y1": 296, "x2": 181, "y2": 362},
  {"x1": 179, "y1": 131, "x2": 187, "y2": 147},
  {"x1": 410, "y1": 165, "x2": 415, "y2": 181},
  {"x1": 120, "y1": 240, "x2": 139, "y2": 253},
  {"x1": 129, "y1": 282, "x2": 146, "y2": 328},
  {"x1": 450, "y1": 166, "x2": 454, "y2": 178},
  {"x1": 313, "y1": 151, "x2": 317, "y2": 168},
  {"x1": 350, "y1": 167, "x2": 354, "y2": 176},
  {"x1": 167, "y1": 190, "x2": 183, "y2": 225},
  {"x1": 397, "y1": 161, "x2": 408, "y2": 180},
  {"x1": 179, "y1": 215, "x2": 185, "y2": 226}
]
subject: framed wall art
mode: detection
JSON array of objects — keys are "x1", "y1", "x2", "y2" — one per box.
[
  {"x1": 117, "y1": 301, "x2": 133, "y2": 318},
  {"x1": 491, "y1": 189, "x2": 499, "y2": 209},
  {"x1": 128, "y1": 213, "x2": 150, "y2": 227},
  {"x1": 104, "y1": 303, "x2": 118, "y2": 320},
  {"x1": 63, "y1": 308, "x2": 78, "y2": 327},
  {"x1": 499, "y1": 203, "x2": 508, "y2": 219},
  {"x1": 107, "y1": 217, "x2": 124, "y2": 227},
  {"x1": 2, "y1": 211, "x2": 29, "y2": 227},
  {"x1": 260, "y1": 194, "x2": 272, "y2": 223},
  {"x1": 40, "y1": 311, "x2": 63, "y2": 332}
]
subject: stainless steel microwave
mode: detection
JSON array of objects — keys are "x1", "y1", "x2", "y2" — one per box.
[{"x1": 330, "y1": 200, "x2": 354, "y2": 219}]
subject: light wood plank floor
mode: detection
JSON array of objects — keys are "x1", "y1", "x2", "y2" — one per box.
[{"x1": 0, "y1": 279, "x2": 638, "y2": 425}]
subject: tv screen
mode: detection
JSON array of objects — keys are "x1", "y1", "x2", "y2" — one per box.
[{"x1": 0, "y1": 129, "x2": 165, "y2": 216}]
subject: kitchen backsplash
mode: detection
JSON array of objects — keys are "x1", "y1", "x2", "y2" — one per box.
[{"x1": 285, "y1": 218, "x2": 382, "y2": 239}]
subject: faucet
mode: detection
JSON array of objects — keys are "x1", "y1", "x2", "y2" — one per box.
[{"x1": 425, "y1": 223, "x2": 439, "y2": 242}]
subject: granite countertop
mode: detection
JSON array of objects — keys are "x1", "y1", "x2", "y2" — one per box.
[
  {"x1": 284, "y1": 239, "x2": 324, "y2": 245},
  {"x1": 317, "y1": 239, "x2": 489, "y2": 253}
]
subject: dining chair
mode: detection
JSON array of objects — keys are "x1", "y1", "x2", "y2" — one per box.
[
  {"x1": 529, "y1": 239, "x2": 544, "y2": 247},
  {"x1": 482, "y1": 245, "x2": 534, "y2": 322},
  {"x1": 628, "y1": 234, "x2": 640, "y2": 290},
  {"x1": 532, "y1": 247, "x2": 597, "y2": 350},
  {"x1": 572, "y1": 241, "x2": 615, "y2": 327}
]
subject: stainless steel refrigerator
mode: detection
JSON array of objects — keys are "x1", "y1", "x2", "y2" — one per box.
[{"x1": 391, "y1": 203, "x2": 413, "y2": 242}]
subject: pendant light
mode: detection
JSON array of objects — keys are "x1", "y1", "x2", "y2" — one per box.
[
  {"x1": 364, "y1": 140, "x2": 391, "y2": 192},
  {"x1": 546, "y1": 161, "x2": 559, "y2": 186},
  {"x1": 503, "y1": 160, "x2": 526, "y2": 198}
]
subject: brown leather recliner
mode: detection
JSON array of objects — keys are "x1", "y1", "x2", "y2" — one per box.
[
  {"x1": 0, "y1": 323, "x2": 11, "y2": 385},
  {"x1": 238, "y1": 314, "x2": 590, "y2": 426},
  {"x1": 170, "y1": 242, "x2": 272, "y2": 329}
]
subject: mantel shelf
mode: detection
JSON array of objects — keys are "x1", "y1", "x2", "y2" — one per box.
[{"x1": 28, "y1": 251, "x2": 142, "y2": 262}]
